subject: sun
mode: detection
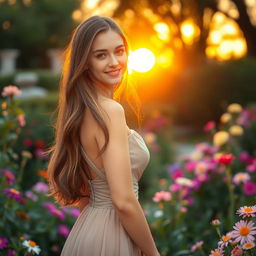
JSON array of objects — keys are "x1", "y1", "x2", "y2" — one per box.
[{"x1": 128, "y1": 48, "x2": 156, "y2": 73}]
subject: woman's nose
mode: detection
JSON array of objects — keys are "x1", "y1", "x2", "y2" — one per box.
[{"x1": 109, "y1": 54, "x2": 119, "y2": 66}]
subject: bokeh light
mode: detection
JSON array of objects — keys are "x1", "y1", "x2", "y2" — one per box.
[{"x1": 128, "y1": 48, "x2": 156, "y2": 73}]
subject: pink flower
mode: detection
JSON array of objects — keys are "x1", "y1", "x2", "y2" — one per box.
[
  {"x1": 169, "y1": 183, "x2": 181, "y2": 192},
  {"x1": 1, "y1": 169, "x2": 16, "y2": 185},
  {"x1": 32, "y1": 182, "x2": 49, "y2": 194},
  {"x1": 190, "y1": 241, "x2": 203, "y2": 251},
  {"x1": 70, "y1": 208, "x2": 80, "y2": 218},
  {"x1": 211, "y1": 219, "x2": 221, "y2": 227},
  {"x1": 246, "y1": 159, "x2": 256, "y2": 173},
  {"x1": 204, "y1": 121, "x2": 215, "y2": 132},
  {"x1": 232, "y1": 220, "x2": 256, "y2": 244},
  {"x1": 17, "y1": 114, "x2": 26, "y2": 127},
  {"x1": 218, "y1": 232, "x2": 233, "y2": 247},
  {"x1": 237, "y1": 206, "x2": 256, "y2": 218},
  {"x1": 49, "y1": 208, "x2": 65, "y2": 220},
  {"x1": 243, "y1": 181, "x2": 256, "y2": 195},
  {"x1": 239, "y1": 152, "x2": 253, "y2": 164},
  {"x1": 1, "y1": 85, "x2": 21, "y2": 97},
  {"x1": 233, "y1": 173, "x2": 250, "y2": 185},
  {"x1": 7, "y1": 249, "x2": 16, "y2": 256},
  {"x1": 57, "y1": 224, "x2": 70, "y2": 238},
  {"x1": 25, "y1": 191, "x2": 38, "y2": 201},
  {"x1": 209, "y1": 247, "x2": 224, "y2": 256},
  {"x1": 152, "y1": 191, "x2": 172, "y2": 202},
  {"x1": 231, "y1": 245, "x2": 243, "y2": 256},
  {"x1": 184, "y1": 161, "x2": 197, "y2": 172}
]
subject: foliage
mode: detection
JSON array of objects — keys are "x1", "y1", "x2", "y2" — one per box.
[
  {"x1": 0, "y1": 85, "x2": 78, "y2": 255},
  {"x1": 145, "y1": 103, "x2": 256, "y2": 255}
]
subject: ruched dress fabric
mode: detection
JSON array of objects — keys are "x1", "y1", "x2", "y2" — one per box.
[{"x1": 60, "y1": 129, "x2": 150, "y2": 256}]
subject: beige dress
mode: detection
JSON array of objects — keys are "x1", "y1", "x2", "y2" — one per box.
[{"x1": 60, "y1": 129, "x2": 150, "y2": 256}]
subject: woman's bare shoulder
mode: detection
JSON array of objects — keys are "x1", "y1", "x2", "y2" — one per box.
[{"x1": 98, "y1": 98, "x2": 125, "y2": 122}]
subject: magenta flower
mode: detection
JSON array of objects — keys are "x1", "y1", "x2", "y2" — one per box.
[
  {"x1": 32, "y1": 182, "x2": 49, "y2": 194},
  {"x1": 246, "y1": 159, "x2": 256, "y2": 173},
  {"x1": 243, "y1": 181, "x2": 256, "y2": 195},
  {"x1": 57, "y1": 224, "x2": 70, "y2": 238},
  {"x1": 152, "y1": 191, "x2": 172, "y2": 202},
  {"x1": 204, "y1": 120, "x2": 215, "y2": 132},
  {"x1": 0, "y1": 237, "x2": 8, "y2": 249},
  {"x1": 232, "y1": 220, "x2": 256, "y2": 244},
  {"x1": 184, "y1": 161, "x2": 197, "y2": 172},
  {"x1": 1, "y1": 85, "x2": 21, "y2": 97},
  {"x1": 237, "y1": 206, "x2": 256, "y2": 218},
  {"x1": 49, "y1": 208, "x2": 65, "y2": 220},
  {"x1": 239, "y1": 152, "x2": 253, "y2": 164},
  {"x1": 43, "y1": 202, "x2": 55, "y2": 210},
  {"x1": 70, "y1": 208, "x2": 80, "y2": 218},
  {"x1": 7, "y1": 249, "x2": 16, "y2": 256},
  {"x1": 3, "y1": 188, "x2": 23, "y2": 202}
]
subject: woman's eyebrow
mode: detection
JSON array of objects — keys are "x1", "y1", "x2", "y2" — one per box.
[{"x1": 92, "y1": 44, "x2": 125, "y2": 54}]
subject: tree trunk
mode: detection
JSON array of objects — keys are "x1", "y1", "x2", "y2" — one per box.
[{"x1": 232, "y1": 0, "x2": 256, "y2": 57}]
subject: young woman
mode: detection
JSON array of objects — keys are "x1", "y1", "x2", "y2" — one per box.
[{"x1": 47, "y1": 16, "x2": 160, "y2": 256}]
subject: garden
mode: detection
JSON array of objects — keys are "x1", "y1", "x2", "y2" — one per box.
[{"x1": 1, "y1": 0, "x2": 256, "y2": 255}]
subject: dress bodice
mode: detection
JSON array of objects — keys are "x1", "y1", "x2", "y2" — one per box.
[{"x1": 80, "y1": 129, "x2": 150, "y2": 208}]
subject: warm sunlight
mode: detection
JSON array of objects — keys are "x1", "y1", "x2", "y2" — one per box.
[
  {"x1": 180, "y1": 20, "x2": 200, "y2": 45},
  {"x1": 128, "y1": 48, "x2": 156, "y2": 73}
]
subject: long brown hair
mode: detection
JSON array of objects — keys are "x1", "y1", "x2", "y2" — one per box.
[{"x1": 46, "y1": 16, "x2": 142, "y2": 207}]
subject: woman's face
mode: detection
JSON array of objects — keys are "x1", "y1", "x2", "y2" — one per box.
[{"x1": 87, "y1": 29, "x2": 127, "y2": 88}]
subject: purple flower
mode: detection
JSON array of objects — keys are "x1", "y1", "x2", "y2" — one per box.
[
  {"x1": 3, "y1": 188, "x2": 23, "y2": 202},
  {"x1": 25, "y1": 191, "x2": 38, "y2": 201},
  {"x1": 167, "y1": 163, "x2": 181, "y2": 174},
  {"x1": 32, "y1": 182, "x2": 49, "y2": 194},
  {"x1": 0, "y1": 237, "x2": 8, "y2": 249},
  {"x1": 43, "y1": 202, "x2": 55, "y2": 210},
  {"x1": 7, "y1": 249, "x2": 16, "y2": 256},
  {"x1": 57, "y1": 224, "x2": 70, "y2": 238},
  {"x1": 70, "y1": 208, "x2": 80, "y2": 218}
]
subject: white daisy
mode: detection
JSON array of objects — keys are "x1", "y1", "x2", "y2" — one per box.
[{"x1": 22, "y1": 240, "x2": 41, "y2": 255}]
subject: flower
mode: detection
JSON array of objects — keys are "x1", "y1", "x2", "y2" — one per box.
[
  {"x1": 191, "y1": 241, "x2": 203, "y2": 251},
  {"x1": 32, "y1": 182, "x2": 49, "y2": 194},
  {"x1": 70, "y1": 208, "x2": 80, "y2": 218},
  {"x1": 3, "y1": 188, "x2": 23, "y2": 202},
  {"x1": 246, "y1": 159, "x2": 256, "y2": 172},
  {"x1": 23, "y1": 138, "x2": 33, "y2": 147},
  {"x1": 227, "y1": 103, "x2": 242, "y2": 114},
  {"x1": 237, "y1": 206, "x2": 256, "y2": 218},
  {"x1": 22, "y1": 240, "x2": 41, "y2": 255},
  {"x1": 229, "y1": 125, "x2": 244, "y2": 136},
  {"x1": 195, "y1": 161, "x2": 208, "y2": 175},
  {"x1": 231, "y1": 245, "x2": 243, "y2": 256},
  {"x1": 209, "y1": 247, "x2": 224, "y2": 256},
  {"x1": 1, "y1": 85, "x2": 21, "y2": 97},
  {"x1": 154, "y1": 210, "x2": 163, "y2": 218},
  {"x1": 216, "y1": 153, "x2": 235, "y2": 165},
  {"x1": 7, "y1": 249, "x2": 16, "y2": 256},
  {"x1": 17, "y1": 114, "x2": 26, "y2": 127},
  {"x1": 1, "y1": 169, "x2": 16, "y2": 185},
  {"x1": 21, "y1": 150, "x2": 32, "y2": 159},
  {"x1": 204, "y1": 121, "x2": 215, "y2": 131},
  {"x1": 57, "y1": 224, "x2": 70, "y2": 238},
  {"x1": 242, "y1": 242, "x2": 255, "y2": 249},
  {"x1": 49, "y1": 208, "x2": 65, "y2": 220},
  {"x1": 25, "y1": 191, "x2": 38, "y2": 201},
  {"x1": 220, "y1": 112, "x2": 232, "y2": 123},
  {"x1": 233, "y1": 173, "x2": 250, "y2": 185},
  {"x1": 152, "y1": 191, "x2": 172, "y2": 202},
  {"x1": 175, "y1": 177, "x2": 193, "y2": 187},
  {"x1": 213, "y1": 131, "x2": 229, "y2": 147},
  {"x1": 243, "y1": 181, "x2": 256, "y2": 195},
  {"x1": 211, "y1": 219, "x2": 221, "y2": 227},
  {"x1": 232, "y1": 220, "x2": 256, "y2": 244},
  {"x1": 218, "y1": 232, "x2": 233, "y2": 247},
  {"x1": 0, "y1": 237, "x2": 8, "y2": 249}
]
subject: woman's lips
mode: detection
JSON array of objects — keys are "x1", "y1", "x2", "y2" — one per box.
[{"x1": 105, "y1": 68, "x2": 121, "y2": 77}]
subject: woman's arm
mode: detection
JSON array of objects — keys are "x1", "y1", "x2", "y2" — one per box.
[{"x1": 96, "y1": 100, "x2": 160, "y2": 256}]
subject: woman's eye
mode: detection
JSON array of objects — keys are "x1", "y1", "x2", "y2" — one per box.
[
  {"x1": 96, "y1": 53, "x2": 106, "y2": 59},
  {"x1": 116, "y1": 49, "x2": 124, "y2": 55}
]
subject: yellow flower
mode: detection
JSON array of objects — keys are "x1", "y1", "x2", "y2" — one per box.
[
  {"x1": 227, "y1": 103, "x2": 242, "y2": 114},
  {"x1": 220, "y1": 113, "x2": 232, "y2": 123},
  {"x1": 229, "y1": 125, "x2": 244, "y2": 136},
  {"x1": 213, "y1": 131, "x2": 229, "y2": 147}
]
